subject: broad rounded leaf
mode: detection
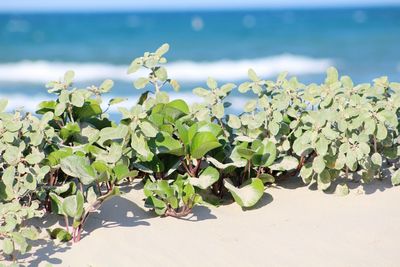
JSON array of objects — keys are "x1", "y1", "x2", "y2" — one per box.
[
  {"x1": 2, "y1": 238, "x2": 14, "y2": 255},
  {"x1": 244, "y1": 100, "x2": 257, "y2": 112},
  {"x1": 223, "y1": 178, "x2": 264, "y2": 207},
  {"x1": 312, "y1": 156, "x2": 326, "y2": 174},
  {"x1": 60, "y1": 155, "x2": 96, "y2": 185},
  {"x1": 269, "y1": 156, "x2": 298, "y2": 171},
  {"x1": 134, "y1": 77, "x2": 149, "y2": 89},
  {"x1": 190, "y1": 132, "x2": 221, "y2": 159},
  {"x1": 189, "y1": 166, "x2": 219, "y2": 189},
  {"x1": 100, "y1": 79, "x2": 114, "y2": 92},
  {"x1": 335, "y1": 183, "x2": 350, "y2": 196},
  {"x1": 248, "y1": 68, "x2": 260, "y2": 82},
  {"x1": 228, "y1": 115, "x2": 241, "y2": 129},
  {"x1": 371, "y1": 153, "x2": 382, "y2": 167},
  {"x1": 392, "y1": 169, "x2": 400, "y2": 186}
]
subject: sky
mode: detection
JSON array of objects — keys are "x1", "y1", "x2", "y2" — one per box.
[{"x1": 0, "y1": 0, "x2": 400, "y2": 12}]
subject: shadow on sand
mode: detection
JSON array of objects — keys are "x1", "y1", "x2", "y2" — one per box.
[
  {"x1": 25, "y1": 189, "x2": 219, "y2": 265},
  {"x1": 24, "y1": 195, "x2": 151, "y2": 265},
  {"x1": 243, "y1": 192, "x2": 274, "y2": 211}
]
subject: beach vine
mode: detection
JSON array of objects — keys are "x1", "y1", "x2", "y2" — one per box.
[{"x1": 1, "y1": 43, "x2": 399, "y2": 264}]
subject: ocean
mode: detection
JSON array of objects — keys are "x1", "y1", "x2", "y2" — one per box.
[{"x1": 0, "y1": 7, "x2": 399, "y2": 113}]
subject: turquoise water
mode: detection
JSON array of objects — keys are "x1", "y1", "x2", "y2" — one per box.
[{"x1": 0, "y1": 7, "x2": 399, "y2": 111}]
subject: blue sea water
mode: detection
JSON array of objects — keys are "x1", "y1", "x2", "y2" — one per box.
[{"x1": 0, "y1": 7, "x2": 399, "y2": 111}]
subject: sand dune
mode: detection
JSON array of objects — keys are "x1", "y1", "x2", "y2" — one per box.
[{"x1": 20, "y1": 178, "x2": 400, "y2": 267}]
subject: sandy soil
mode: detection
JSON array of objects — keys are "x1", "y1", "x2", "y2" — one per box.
[{"x1": 11, "y1": 178, "x2": 400, "y2": 267}]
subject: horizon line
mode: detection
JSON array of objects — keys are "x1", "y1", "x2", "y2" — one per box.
[{"x1": 0, "y1": 3, "x2": 399, "y2": 13}]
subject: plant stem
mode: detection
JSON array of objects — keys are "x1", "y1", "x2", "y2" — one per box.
[
  {"x1": 67, "y1": 105, "x2": 74, "y2": 123},
  {"x1": 64, "y1": 215, "x2": 70, "y2": 233},
  {"x1": 373, "y1": 136, "x2": 382, "y2": 179},
  {"x1": 182, "y1": 160, "x2": 192, "y2": 176},
  {"x1": 165, "y1": 206, "x2": 191, "y2": 218},
  {"x1": 193, "y1": 159, "x2": 202, "y2": 177},
  {"x1": 247, "y1": 161, "x2": 251, "y2": 180}
]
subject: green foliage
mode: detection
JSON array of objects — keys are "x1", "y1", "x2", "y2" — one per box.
[
  {"x1": 144, "y1": 175, "x2": 202, "y2": 217},
  {"x1": 1, "y1": 43, "x2": 400, "y2": 263}
]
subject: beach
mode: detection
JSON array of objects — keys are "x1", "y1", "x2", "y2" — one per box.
[
  {"x1": 23, "y1": 178, "x2": 399, "y2": 267},
  {"x1": 1, "y1": 6, "x2": 400, "y2": 267}
]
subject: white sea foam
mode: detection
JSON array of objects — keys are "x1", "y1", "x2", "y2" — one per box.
[
  {"x1": 0, "y1": 93, "x2": 250, "y2": 114},
  {"x1": 0, "y1": 54, "x2": 332, "y2": 84}
]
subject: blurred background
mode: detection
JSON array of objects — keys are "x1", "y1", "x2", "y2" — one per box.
[{"x1": 0, "y1": 0, "x2": 399, "y2": 113}]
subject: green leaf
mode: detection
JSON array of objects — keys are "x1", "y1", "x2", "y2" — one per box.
[
  {"x1": 189, "y1": 166, "x2": 219, "y2": 189},
  {"x1": 55, "y1": 102, "x2": 66, "y2": 116},
  {"x1": 2, "y1": 238, "x2": 14, "y2": 255},
  {"x1": 371, "y1": 153, "x2": 382, "y2": 167},
  {"x1": 154, "y1": 92, "x2": 169, "y2": 104},
  {"x1": 2, "y1": 166, "x2": 15, "y2": 193},
  {"x1": 188, "y1": 122, "x2": 223, "y2": 142},
  {"x1": 49, "y1": 192, "x2": 65, "y2": 215},
  {"x1": 60, "y1": 122, "x2": 80, "y2": 140},
  {"x1": 0, "y1": 98, "x2": 8, "y2": 112},
  {"x1": 71, "y1": 91, "x2": 84, "y2": 107},
  {"x1": 21, "y1": 226, "x2": 39, "y2": 240},
  {"x1": 237, "y1": 148, "x2": 255, "y2": 160},
  {"x1": 154, "y1": 132, "x2": 184, "y2": 156},
  {"x1": 325, "y1": 66, "x2": 338, "y2": 84},
  {"x1": 335, "y1": 183, "x2": 350, "y2": 196},
  {"x1": 145, "y1": 196, "x2": 167, "y2": 216},
  {"x1": 269, "y1": 156, "x2": 298, "y2": 171},
  {"x1": 4, "y1": 120, "x2": 22, "y2": 132},
  {"x1": 108, "y1": 97, "x2": 126, "y2": 106},
  {"x1": 207, "y1": 77, "x2": 217, "y2": 89},
  {"x1": 206, "y1": 156, "x2": 239, "y2": 170},
  {"x1": 212, "y1": 103, "x2": 224, "y2": 119},
  {"x1": 100, "y1": 79, "x2": 114, "y2": 93},
  {"x1": 259, "y1": 173, "x2": 275, "y2": 184},
  {"x1": 140, "y1": 121, "x2": 158, "y2": 138},
  {"x1": 312, "y1": 156, "x2": 326, "y2": 174},
  {"x1": 238, "y1": 82, "x2": 251, "y2": 93},
  {"x1": 376, "y1": 123, "x2": 387, "y2": 140},
  {"x1": 300, "y1": 163, "x2": 313, "y2": 184},
  {"x1": 248, "y1": 68, "x2": 260, "y2": 82},
  {"x1": 62, "y1": 195, "x2": 79, "y2": 218},
  {"x1": 244, "y1": 100, "x2": 257, "y2": 112},
  {"x1": 252, "y1": 141, "x2": 277, "y2": 167},
  {"x1": 48, "y1": 228, "x2": 72, "y2": 242},
  {"x1": 193, "y1": 87, "x2": 210, "y2": 97},
  {"x1": 392, "y1": 169, "x2": 400, "y2": 186},
  {"x1": 166, "y1": 99, "x2": 189, "y2": 115},
  {"x1": 62, "y1": 191, "x2": 84, "y2": 221},
  {"x1": 113, "y1": 164, "x2": 138, "y2": 181},
  {"x1": 190, "y1": 132, "x2": 221, "y2": 159},
  {"x1": 127, "y1": 58, "x2": 142, "y2": 74},
  {"x1": 223, "y1": 178, "x2": 264, "y2": 208},
  {"x1": 60, "y1": 155, "x2": 96, "y2": 185},
  {"x1": 155, "y1": 67, "x2": 168, "y2": 81},
  {"x1": 3, "y1": 146, "x2": 20, "y2": 165},
  {"x1": 317, "y1": 169, "x2": 331, "y2": 190},
  {"x1": 315, "y1": 137, "x2": 329, "y2": 156},
  {"x1": 97, "y1": 124, "x2": 128, "y2": 146},
  {"x1": 228, "y1": 115, "x2": 241, "y2": 129},
  {"x1": 64, "y1": 70, "x2": 75, "y2": 85},
  {"x1": 73, "y1": 99, "x2": 102, "y2": 120},
  {"x1": 220, "y1": 83, "x2": 236, "y2": 93},
  {"x1": 134, "y1": 77, "x2": 149, "y2": 89},
  {"x1": 155, "y1": 43, "x2": 170, "y2": 57}
]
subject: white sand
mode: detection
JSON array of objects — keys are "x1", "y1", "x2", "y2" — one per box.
[{"x1": 19, "y1": 179, "x2": 400, "y2": 267}]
